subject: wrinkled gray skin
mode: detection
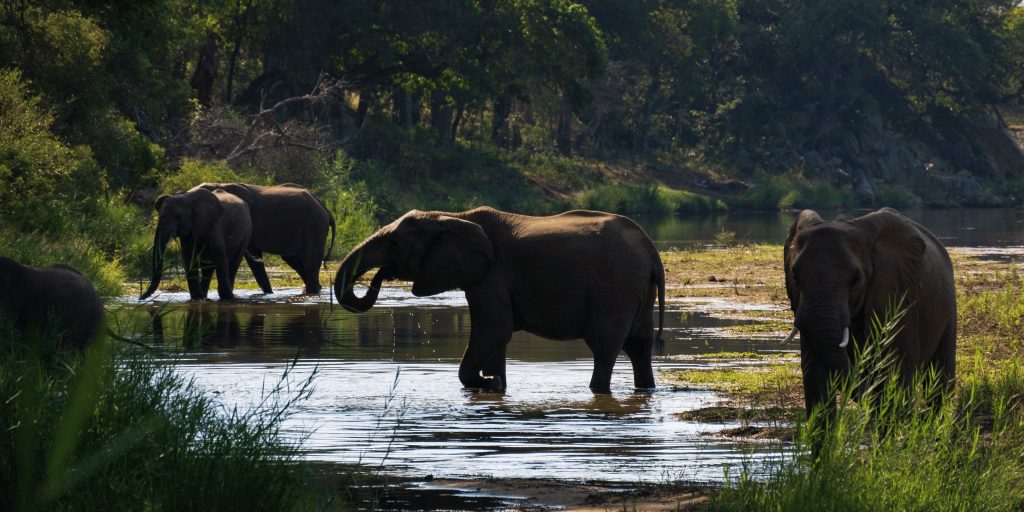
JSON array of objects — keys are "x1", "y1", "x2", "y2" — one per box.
[
  {"x1": 193, "y1": 183, "x2": 335, "y2": 294},
  {"x1": 334, "y1": 207, "x2": 666, "y2": 394},
  {"x1": 0, "y1": 257, "x2": 105, "y2": 349},
  {"x1": 784, "y1": 207, "x2": 956, "y2": 416},
  {"x1": 141, "y1": 188, "x2": 252, "y2": 301}
]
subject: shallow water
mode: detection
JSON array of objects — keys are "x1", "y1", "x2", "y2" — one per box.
[{"x1": 115, "y1": 288, "x2": 786, "y2": 484}]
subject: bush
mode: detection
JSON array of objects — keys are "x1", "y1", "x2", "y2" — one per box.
[
  {"x1": 571, "y1": 183, "x2": 725, "y2": 214},
  {"x1": 0, "y1": 328, "x2": 328, "y2": 511},
  {"x1": 735, "y1": 173, "x2": 856, "y2": 211},
  {"x1": 0, "y1": 70, "x2": 107, "y2": 234},
  {"x1": 158, "y1": 159, "x2": 272, "y2": 194}
]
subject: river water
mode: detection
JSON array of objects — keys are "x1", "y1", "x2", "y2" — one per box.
[{"x1": 116, "y1": 207, "x2": 1024, "y2": 488}]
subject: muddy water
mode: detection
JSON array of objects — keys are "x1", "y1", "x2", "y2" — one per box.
[{"x1": 118, "y1": 288, "x2": 786, "y2": 484}]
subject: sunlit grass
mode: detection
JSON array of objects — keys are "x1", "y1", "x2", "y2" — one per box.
[{"x1": 711, "y1": 302, "x2": 1024, "y2": 512}]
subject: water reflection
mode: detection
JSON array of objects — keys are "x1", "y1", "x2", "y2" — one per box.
[{"x1": 115, "y1": 298, "x2": 784, "y2": 482}]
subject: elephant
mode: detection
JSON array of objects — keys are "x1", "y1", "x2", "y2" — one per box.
[
  {"x1": 783, "y1": 207, "x2": 956, "y2": 416},
  {"x1": 0, "y1": 257, "x2": 105, "y2": 349},
  {"x1": 141, "y1": 188, "x2": 252, "y2": 301},
  {"x1": 193, "y1": 183, "x2": 335, "y2": 294},
  {"x1": 334, "y1": 207, "x2": 666, "y2": 394}
]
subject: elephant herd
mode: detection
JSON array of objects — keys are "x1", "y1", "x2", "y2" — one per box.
[{"x1": 0, "y1": 183, "x2": 958, "y2": 417}]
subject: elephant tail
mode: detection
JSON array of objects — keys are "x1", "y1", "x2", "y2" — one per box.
[
  {"x1": 323, "y1": 211, "x2": 336, "y2": 270},
  {"x1": 654, "y1": 259, "x2": 666, "y2": 355}
]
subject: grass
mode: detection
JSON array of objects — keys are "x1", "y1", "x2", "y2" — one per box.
[
  {"x1": 710, "y1": 304, "x2": 1024, "y2": 512},
  {"x1": 665, "y1": 362, "x2": 800, "y2": 395},
  {"x1": 570, "y1": 183, "x2": 726, "y2": 214},
  {"x1": 0, "y1": 318, "x2": 337, "y2": 511}
]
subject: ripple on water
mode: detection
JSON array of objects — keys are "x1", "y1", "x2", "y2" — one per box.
[{"x1": 113, "y1": 289, "x2": 790, "y2": 483}]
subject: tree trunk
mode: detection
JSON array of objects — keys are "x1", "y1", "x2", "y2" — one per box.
[
  {"x1": 491, "y1": 94, "x2": 513, "y2": 147},
  {"x1": 431, "y1": 91, "x2": 453, "y2": 147},
  {"x1": 356, "y1": 90, "x2": 372, "y2": 128},
  {"x1": 634, "y1": 67, "x2": 661, "y2": 152},
  {"x1": 223, "y1": 0, "x2": 253, "y2": 104},
  {"x1": 191, "y1": 32, "x2": 219, "y2": 107}
]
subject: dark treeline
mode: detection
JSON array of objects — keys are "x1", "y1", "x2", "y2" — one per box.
[{"x1": 3, "y1": 0, "x2": 1024, "y2": 289}]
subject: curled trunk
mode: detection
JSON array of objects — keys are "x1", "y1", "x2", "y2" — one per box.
[{"x1": 334, "y1": 244, "x2": 388, "y2": 312}]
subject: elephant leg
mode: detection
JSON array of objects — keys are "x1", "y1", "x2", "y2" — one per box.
[
  {"x1": 460, "y1": 280, "x2": 513, "y2": 391},
  {"x1": 584, "y1": 307, "x2": 633, "y2": 393},
  {"x1": 181, "y1": 240, "x2": 203, "y2": 299},
  {"x1": 246, "y1": 250, "x2": 273, "y2": 294},
  {"x1": 926, "y1": 320, "x2": 957, "y2": 404},
  {"x1": 623, "y1": 335, "x2": 656, "y2": 390},
  {"x1": 300, "y1": 244, "x2": 323, "y2": 294},
  {"x1": 281, "y1": 255, "x2": 308, "y2": 293},
  {"x1": 200, "y1": 267, "x2": 215, "y2": 298},
  {"x1": 481, "y1": 343, "x2": 508, "y2": 391}
]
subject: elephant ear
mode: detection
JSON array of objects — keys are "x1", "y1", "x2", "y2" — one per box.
[
  {"x1": 784, "y1": 210, "x2": 823, "y2": 311},
  {"x1": 190, "y1": 188, "x2": 224, "y2": 238},
  {"x1": 852, "y1": 208, "x2": 926, "y2": 317},
  {"x1": 154, "y1": 194, "x2": 169, "y2": 212},
  {"x1": 411, "y1": 216, "x2": 494, "y2": 297}
]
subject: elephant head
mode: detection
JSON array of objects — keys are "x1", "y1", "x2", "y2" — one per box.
[
  {"x1": 784, "y1": 208, "x2": 925, "y2": 414},
  {"x1": 334, "y1": 211, "x2": 494, "y2": 312},
  {"x1": 140, "y1": 188, "x2": 225, "y2": 300}
]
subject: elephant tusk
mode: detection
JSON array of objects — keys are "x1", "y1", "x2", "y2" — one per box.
[
  {"x1": 839, "y1": 327, "x2": 850, "y2": 349},
  {"x1": 782, "y1": 326, "x2": 798, "y2": 344}
]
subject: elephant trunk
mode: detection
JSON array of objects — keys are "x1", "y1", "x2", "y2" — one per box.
[
  {"x1": 334, "y1": 241, "x2": 389, "y2": 313},
  {"x1": 140, "y1": 222, "x2": 175, "y2": 300}
]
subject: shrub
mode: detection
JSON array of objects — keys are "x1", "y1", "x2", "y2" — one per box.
[
  {"x1": 0, "y1": 69, "x2": 107, "y2": 234},
  {"x1": 0, "y1": 328, "x2": 327, "y2": 511},
  {"x1": 571, "y1": 183, "x2": 725, "y2": 214}
]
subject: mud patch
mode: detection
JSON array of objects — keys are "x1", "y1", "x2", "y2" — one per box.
[{"x1": 713, "y1": 425, "x2": 794, "y2": 442}]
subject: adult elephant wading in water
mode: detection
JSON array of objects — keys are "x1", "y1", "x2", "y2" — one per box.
[
  {"x1": 141, "y1": 188, "x2": 252, "y2": 301},
  {"x1": 334, "y1": 207, "x2": 666, "y2": 393},
  {"x1": 783, "y1": 207, "x2": 956, "y2": 416},
  {"x1": 194, "y1": 183, "x2": 335, "y2": 294}
]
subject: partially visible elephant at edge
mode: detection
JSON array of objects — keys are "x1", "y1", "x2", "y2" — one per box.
[
  {"x1": 334, "y1": 207, "x2": 666, "y2": 394},
  {"x1": 141, "y1": 188, "x2": 252, "y2": 301},
  {"x1": 193, "y1": 183, "x2": 335, "y2": 294},
  {"x1": 783, "y1": 207, "x2": 956, "y2": 415},
  {"x1": 0, "y1": 256, "x2": 105, "y2": 349}
]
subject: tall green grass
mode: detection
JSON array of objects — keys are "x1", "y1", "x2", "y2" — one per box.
[
  {"x1": 713, "y1": 302, "x2": 1024, "y2": 511},
  {"x1": 0, "y1": 321, "x2": 331, "y2": 511}
]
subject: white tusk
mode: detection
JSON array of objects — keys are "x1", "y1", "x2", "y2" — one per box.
[
  {"x1": 839, "y1": 327, "x2": 849, "y2": 349},
  {"x1": 782, "y1": 326, "x2": 799, "y2": 344}
]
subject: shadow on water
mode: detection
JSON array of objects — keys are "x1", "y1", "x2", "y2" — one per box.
[{"x1": 112, "y1": 291, "x2": 786, "y2": 486}]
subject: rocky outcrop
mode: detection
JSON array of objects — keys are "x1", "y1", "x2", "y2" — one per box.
[{"x1": 739, "y1": 101, "x2": 1024, "y2": 208}]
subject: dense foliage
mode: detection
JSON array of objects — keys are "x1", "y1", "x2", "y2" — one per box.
[{"x1": 2, "y1": 0, "x2": 1024, "y2": 290}]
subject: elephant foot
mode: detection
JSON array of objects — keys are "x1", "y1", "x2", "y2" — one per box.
[
  {"x1": 589, "y1": 385, "x2": 613, "y2": 395},
  {"x1": 463, "y1": 376, "x2": 504, "y2": 393}
]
